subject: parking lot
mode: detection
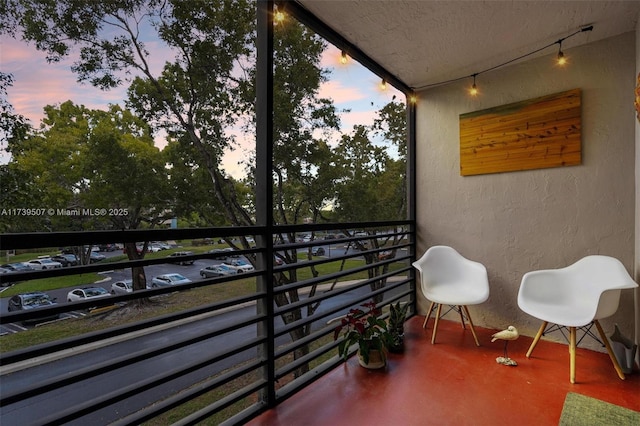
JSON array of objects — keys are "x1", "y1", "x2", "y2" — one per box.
[{"x1": 0, "y1": 241, "x2": 384, "y2": 335}]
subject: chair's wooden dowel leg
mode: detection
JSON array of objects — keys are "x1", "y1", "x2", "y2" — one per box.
[
  {"x1": 569, "y1": 326, "x2": 576, "y2": 384},
  {"x1": 458, "y1": 306, "x2": 466, "y2": 329},
  {"x1": 462, "y1": 305, "x2": 480, "y2": 346},
  {"x1": 526, "y1": 321, "x2": 547, "y2": 358},
  {"x1": 432, "y1": 304, "x2": 442, "y2": 344},
  {"x1": 594, "y1": 320, "x2": 626, "y2": 380},
  {"x1": 423, "y1": 301, "x2": 435, "y2": 329}
]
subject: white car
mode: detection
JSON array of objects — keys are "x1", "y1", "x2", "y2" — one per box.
[
  {"x1": 200, "y1": 264, "x2": 238, "y2": 278},
  {"x1": 26, "y1": 258, "x2": 63, "y2": 270},
  {"x1": 67, "y1": 286, "x2": 110, "y2": 302},
  {"x1": 223, "y1": 259, "x2": 254, "y2": 273},
  {"x1": 110, "y1": 279, "x2": 133, "y2": 295},
  {"x1": 151, "y1": 273, "x2": 192, "y2": 288}
]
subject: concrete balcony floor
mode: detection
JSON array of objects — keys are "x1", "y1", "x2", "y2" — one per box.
[{"x1": 250, "y1": 316, "x2": 639, "y2": 425}]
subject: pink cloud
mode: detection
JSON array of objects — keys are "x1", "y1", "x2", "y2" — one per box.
[
  {"x1": 318, "y1": 80, "x2": 367, "y2": 104},
  {"x1": 2, "y1": 37, "x2": 128, "y2": 125}
]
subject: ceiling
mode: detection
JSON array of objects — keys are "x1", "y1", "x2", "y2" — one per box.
[{"x1": 297, "y1": 1, "x2": 640, "y2": 91}]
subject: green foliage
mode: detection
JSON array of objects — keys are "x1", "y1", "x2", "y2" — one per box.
[
  {"x1": 4, "y1": 101, "x2": 171, "y2": 232},
  {"x1": 389, "y1": 301, "x2": 409, "y2": 332}
]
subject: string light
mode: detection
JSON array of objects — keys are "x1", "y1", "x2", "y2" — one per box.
[
  {"x1": 413, "y1": 25, "x2": 594, "y2": 94},
  {"x1": 469, "y1": 74, "x2": 478, "y2": 96},
  {"x1": 340, "y1": 50, "x2": 348, "y2": 65},
  {"x1": 557, "y1": 41, "x2": 567, "y2": 66},
  {"x1": 274, "y1": 5, "x2": 285, "y2": 24},
  {"x1": 380, "y1": 79, "x2": 387, "y2": 91}
]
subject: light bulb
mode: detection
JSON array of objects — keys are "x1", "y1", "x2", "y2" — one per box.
[
  {"x1": 469, "y1": 74, "x2": 478, "y2": 96},
  {"x1": 380, "y1": 79, "x2": 387, "y2": 90},
  {"x1": 557, "y1": 50, "x2": 567, "y2": 66},
  {"x1": 340, "y1": 51, "x2": 348, "y2": 65},
  {"x1": 274, "y1": 10, "x2": 285, "y2": 24}
]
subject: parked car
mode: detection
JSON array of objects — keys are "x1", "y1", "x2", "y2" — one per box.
[
  {"x1": 89, "y1": 252, "x2": 106, "y2": 263},
  {"x1": 222, "y1": 247, "x2": 240, "y2": 258},
  {"x1": 26, "y1": 258, "x2": 63, "y2": 270},
  {"x1": 0, "y1": 263, "x2": 33, "y2": 287},
  {"x1": 223, "y1": 258, "x2": 254, "y2": 273},
  {"x1": 1, "y1": 262, "x2": 34, "y2": 272},
  {"x1": 51, "y1": 254, "x2": 79, "y2": 267},
  {"x1": 167, "y1": 251, "x2": 195, "y2": 265},
  {"x1": 148, "y1": 244, "x2": 163, "y2": 253},
  {"x1": 67, "y1": 286, "x2": 110, "y2": 302},
  {"x1": 152, "y1": 241, "x2": 172, "y2": 250},
  {"x1": 110, "y1": 279, "x2": 133, "y2": 295},
  {"x1": 200, "y1": 264, "x2": 238, "y2": 278},
  {"x1": 7, "y1": 292, "x2": 59, "y2": 323},
  {"x1": 208, "y1": 248, "x2": 229, "y2": 260},
  {"x1": 311, "y1": 247, "x2": 325, "y2": 256},
  {"x1": 151, "y1": 273, "x2": 192, "y2": 287},
  {"x1": 98, "y1": 244, "x2": 117, "y2": 252}
]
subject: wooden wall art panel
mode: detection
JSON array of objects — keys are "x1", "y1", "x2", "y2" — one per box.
[{"x1": 459, "y1": 89, "x2": 581, "y2": 176}]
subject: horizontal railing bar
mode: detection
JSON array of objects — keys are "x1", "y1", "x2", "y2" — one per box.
[
  {"x1": 274, "y1": 276, "x2": 410, "y2": 340},
  {"x1": 273, "y1": 233, "x2": 410, "y2": 253},
  {"x1": 272, "y1": 220, "x2": 411, "y2": 235},
  {"x1": 174, "y1": 379, "x2": 269, "y2": 426},
  {"x1": 1, "y1": 291, "x2": 265, "y2": 364},
  {"x1": 1, "y1": 315, "x2": 265, "y2": 406},
  {"x1": 275, "y1": 336, "x2": 341, "y2": 379},
  {"x1": 275, "y1": 277, "x2": 412, "y2": 346},
  {"x1": 275, "y1": 267, "x2": 410, "y2": 316},
  {"x1": 274, "y1": 276, "x2": 410, "y2": 338},
  {"x1": 273, "y1": 243, "x2": 409, "y2": 274},
  {"x1": 113, "y1": 358, "x2": 266, "y2": 426},
  {"x1": 273, "y1": 355, "x2": 344, "y2": 402},
  {"x1": 0, "y1": 226, "x2": 267, "y2": 250},
  {"x1": 36, "y1": 336, "x2": 266, "y2": 425},
  {"x1": 274, "y1": 318, "x2": 337, "y2": 359},
  {"x1": 273, "y1": 256, "x2": 408, "y2": 297},
  {"x1": 0, "y1": 221, "x2": 411, "y2": 251}
]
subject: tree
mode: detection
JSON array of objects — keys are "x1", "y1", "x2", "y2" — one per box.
[
  {"x1": 331, "y1": 101, "x2": 408, "y2": 303},
  {"x1": 5, "y1": 100, "x2": 171, "y2": 289},
  {"x1": 0, "y1": 72, "x2": 42, "y2": 232}
]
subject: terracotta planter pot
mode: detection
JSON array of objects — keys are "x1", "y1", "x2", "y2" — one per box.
[{"x1": 358, "y1": 348, "x2": 386, "y2": 369}]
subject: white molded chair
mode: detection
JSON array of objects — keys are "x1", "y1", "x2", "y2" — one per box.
[
  {"x1": 412, "y1": 246, "x2": 490, "y2": 346},
  {"x1": 517, "y1": 255, "x2": 638, "y2": 383}
]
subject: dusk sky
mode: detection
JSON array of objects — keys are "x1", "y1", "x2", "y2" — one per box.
[{"x1": 1, "y1": 33, "x2": 403, "y2": 177}]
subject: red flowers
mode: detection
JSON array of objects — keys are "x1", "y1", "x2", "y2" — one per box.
[{"x1": 333, "y1": 300, "x2": 393, "y2": 364}]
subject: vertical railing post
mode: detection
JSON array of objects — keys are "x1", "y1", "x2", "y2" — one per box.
[
  {"x1": 256, "y1": 0, "x2": 276, "y2": 407},
  {"x1": 407, "y1": 93, "x2": 418, "y2": 315}
]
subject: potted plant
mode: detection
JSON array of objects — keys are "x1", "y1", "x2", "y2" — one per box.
[
  {"x1": 333, "y1": 301, "x2": 393, "y2": 369},
  {"x1": 388, "y1": 301, "x2": 409, "y2": 353}
]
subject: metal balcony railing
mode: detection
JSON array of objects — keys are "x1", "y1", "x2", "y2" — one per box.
[{"x1": 0, "y1": 221, "x2": 415, "y2": 425}]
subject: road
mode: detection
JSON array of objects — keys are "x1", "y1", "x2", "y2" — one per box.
[{"x1": 0, "y1": 284, "x2": 381, "y2": 425}]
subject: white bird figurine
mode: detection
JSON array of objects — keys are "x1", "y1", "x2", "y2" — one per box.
[{"x1": 492, "y1": 326, "x2": 519, "y2": 366}]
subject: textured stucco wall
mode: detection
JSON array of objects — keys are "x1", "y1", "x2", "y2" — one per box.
[{"x1": 415, "y1": 32, "x2": 637, "y2": 351}]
